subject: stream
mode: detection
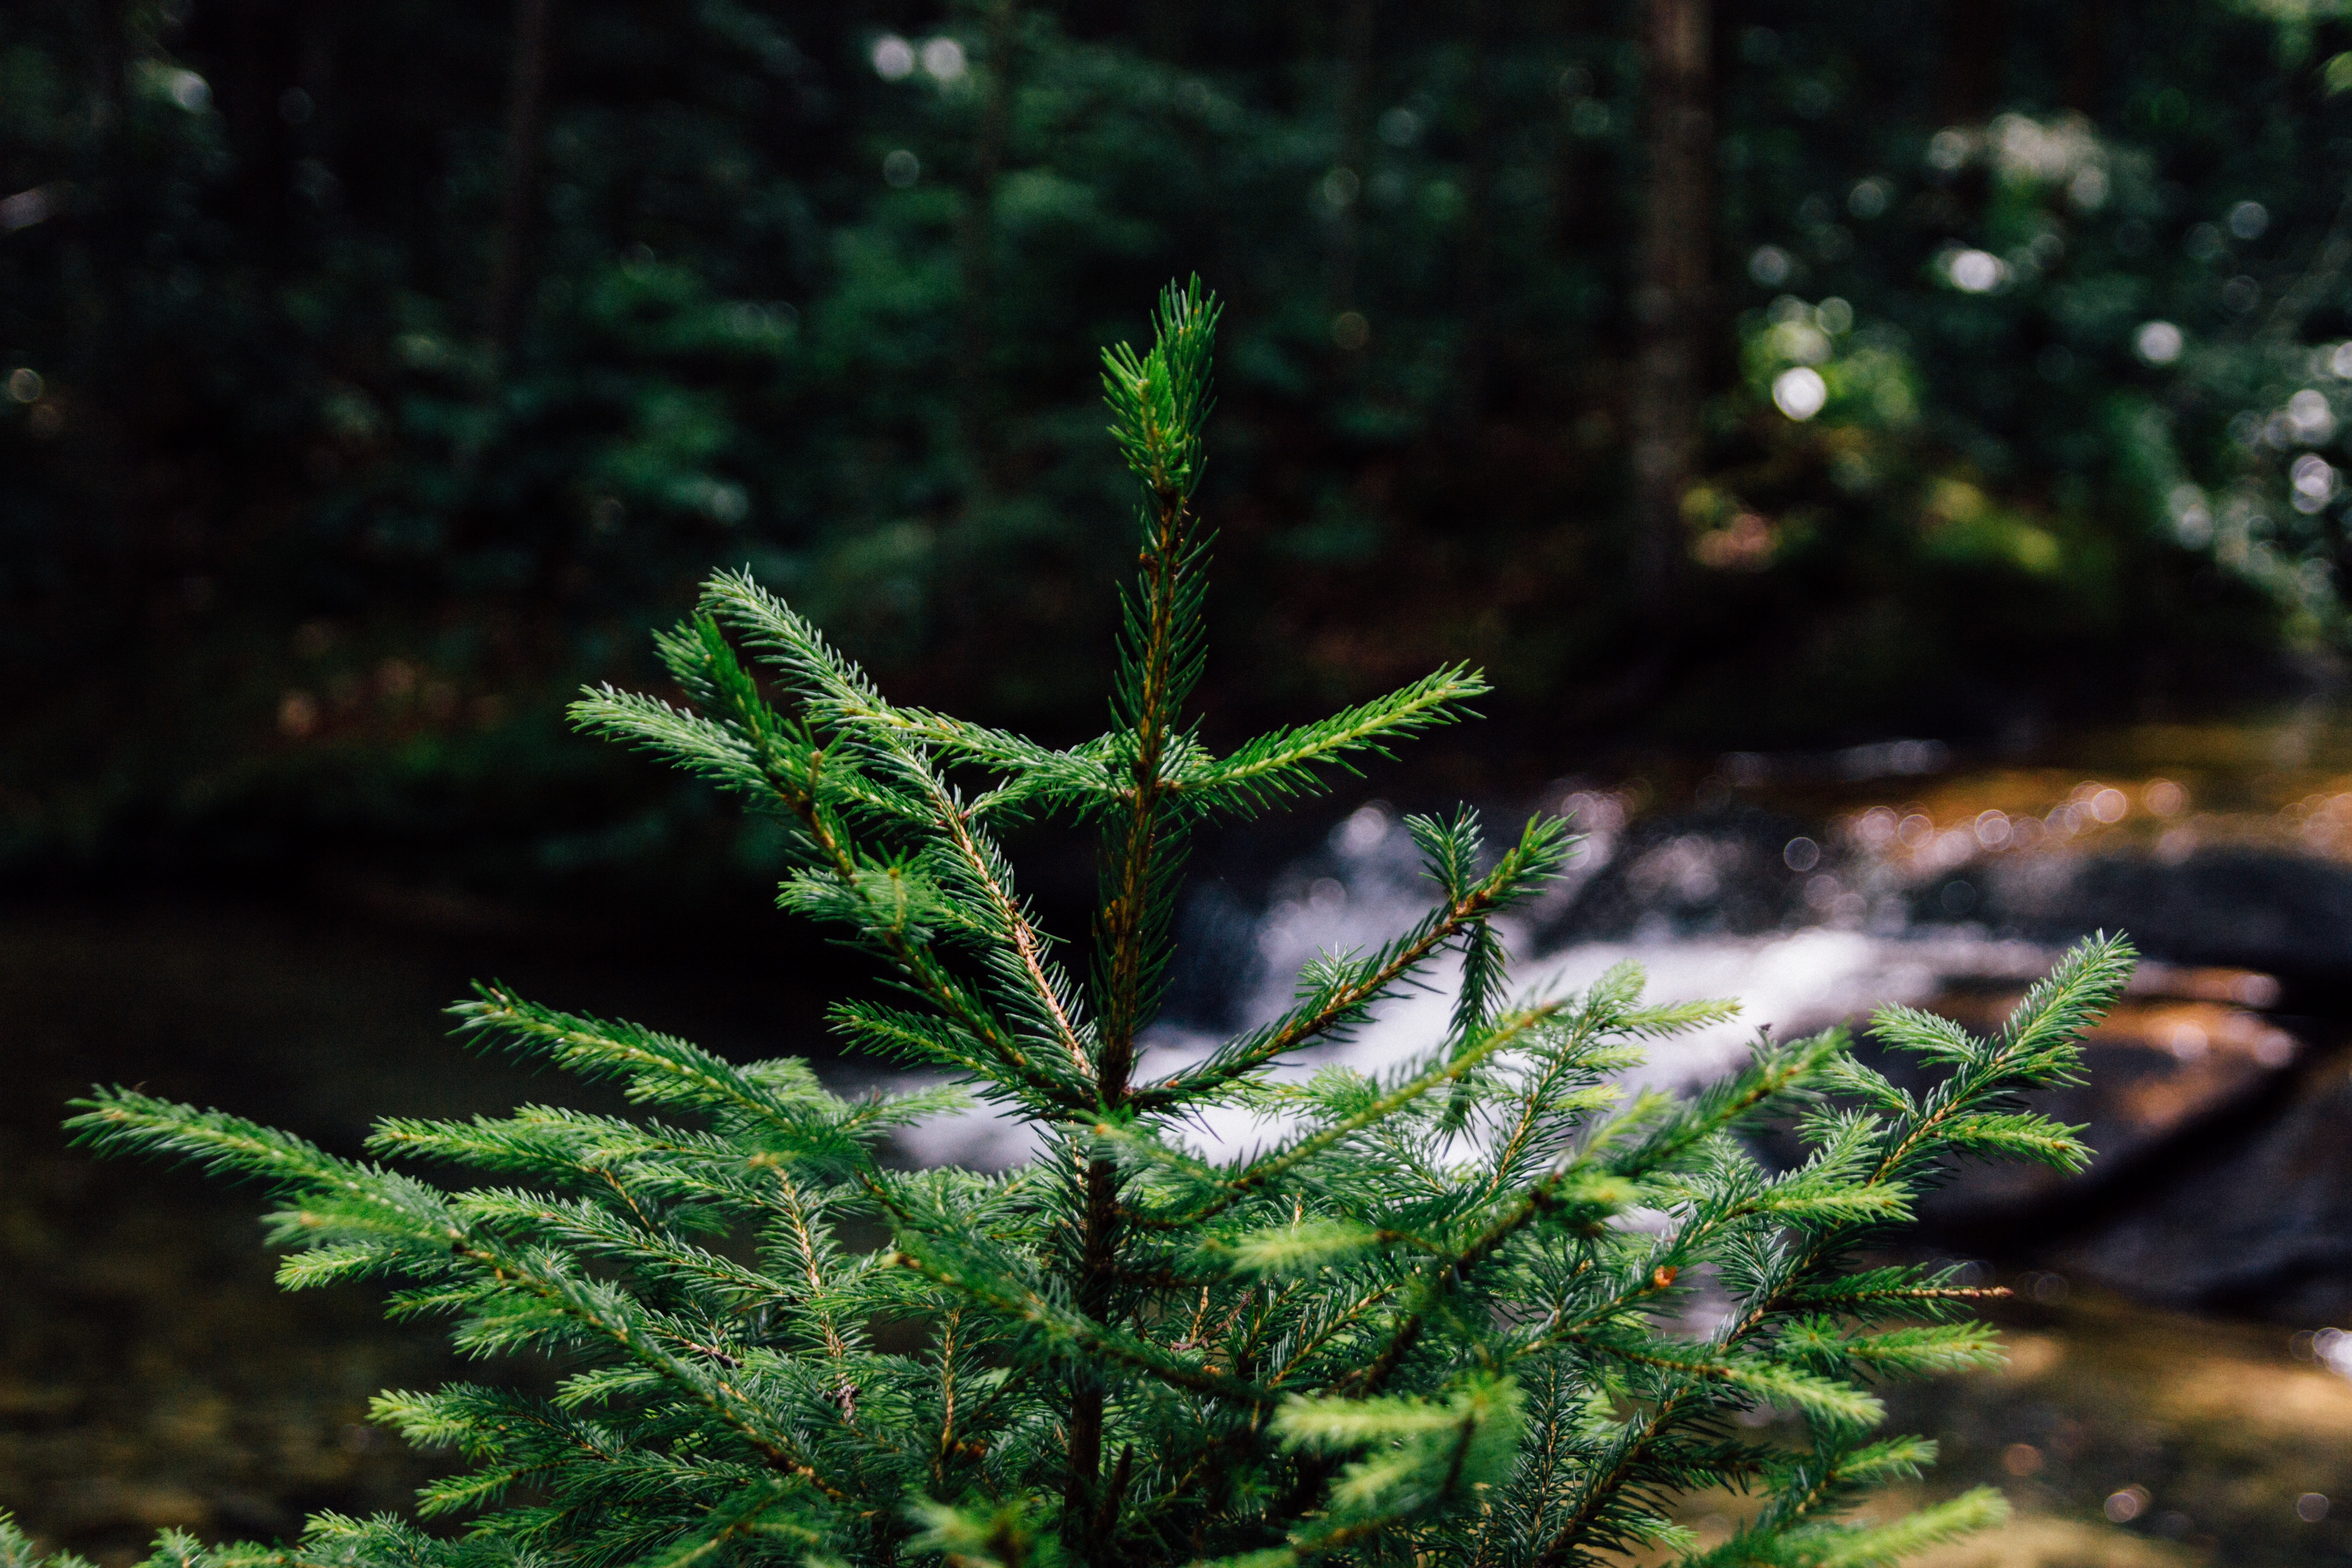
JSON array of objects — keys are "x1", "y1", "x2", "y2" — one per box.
[{"x1": 11, "y1": 706, "x2": 2352, "y2": 1564}]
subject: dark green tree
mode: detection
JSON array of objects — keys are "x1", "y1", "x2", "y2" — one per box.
[
  {"x1": 14, "y1": 0, "x2": 2350, "y2": 887},
  {"x1": 36, "y1": 284, "x2": 2133, "y2": 1568}
]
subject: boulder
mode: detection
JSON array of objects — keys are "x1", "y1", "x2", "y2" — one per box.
[
  {"x1": 2047, "y1": 1045, "x2": 2352, "y2": 1322},
  {"x1": 1533, "y1": 808, "x2": 1832, "y2": 945},
  {"x1": 1981, "y1": 848, "x2": 2352, "y2": 983}
]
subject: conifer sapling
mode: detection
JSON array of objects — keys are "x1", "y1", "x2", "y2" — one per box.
[{"x1": 43, "y1": 280, "x2": 2134, "y2": 1568}]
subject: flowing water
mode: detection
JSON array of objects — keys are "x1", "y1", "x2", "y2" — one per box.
[{"x1": 11, "y1": 707, "x2": 2352, "y2": 1564}]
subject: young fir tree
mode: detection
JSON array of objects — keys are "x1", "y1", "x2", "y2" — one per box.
[{"x1": 38, "y1": 281, "x2": 2133, "y2": 1568}]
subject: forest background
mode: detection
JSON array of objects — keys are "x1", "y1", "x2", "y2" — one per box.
[{"x1": 5, "y1": 0, "x2": 2350, "y2": 914}]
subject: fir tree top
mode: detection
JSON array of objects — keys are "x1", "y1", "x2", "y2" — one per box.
[{"x1": 42, "y1": 280, "x2": 2135, "y2": 1568}]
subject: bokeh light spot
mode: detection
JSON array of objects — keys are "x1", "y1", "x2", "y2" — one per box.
[
  {"x1": 871, "y1": 35, "x2": 916, "y2": 80},
  {"x1": 2135, "y1": 320, "x2": 2184, "y2": 364},
  {"x1": 1772, "y1": 366, "x2": 1827, "y2": 420},
  {"x1": 920, "y1": 38, "x2": 966, "y2": 81},
  {"x1": 1948, "y1": 249, "x2": 2005, "y2": 293}
]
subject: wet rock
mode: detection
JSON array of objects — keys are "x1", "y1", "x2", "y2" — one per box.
[
  {"x1": 2046, "y1": 1040, "x2": 2352, "y2": 1321},
  {"x1": 1533, "y1": 808, "x2": 1841, "y2": 945},
  {"x1": 1982, "y1": 847, "x2": 2352, "y2": 982}
]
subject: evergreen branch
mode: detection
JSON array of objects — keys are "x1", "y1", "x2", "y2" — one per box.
[
  {"x1": 1132, "y1": 996, "x2": 1576, "y2": 1230},
  {"x1": 1216, "y1": 1220, "x2": 1450, "y2": 1276},
  {"x1": 1480, "y1": 1043, "x2": 1622, "y2": 1202},
  {"x1": 1181, "y1": 665, "x2": 1491, "y2": 811},
  {"x1": 444, "y1": 1242, "x2": 849, "y2": 1498},
  {"x1": 883, "y1": 1247, "x2": 1274, "y2": 1407},
  {"x1": 449, "y1": 989, "x2": 826, "y2": 1127},
  {"x1": 648, "y1": 583, "x2": 1095, "y2": 1113},
  {"x1": 1101, "y1": 276, "x2": 1219, "y2": 502},
  {"x1": 723, "y1": 590, "x2": 1096, "y2": 1084},
  {"x1": 784, "y1": 778, "x2": 1093, "y2": 1110},
  {"x1": 1135, "y1": 814, "x2": 1574, "y2": 1111},
  {"x1": 449, "y1": 1188, "x2": 789, "y2": 1318},
  {"x1": 1529, "y1": 940, "x2": 2130, "y2": 1563},
  {"x1": 770, "y1": 1167, "x2": 853, "y2": 1362},
  {"x1": 825, "y1": 1000, "x2": 1004, "y2": 1083},
  {"x1": 1093, "y1": 279, "x2": 1224, "y2": 1101},
  {"x1": 1777, "y1": 1319, "x2": 2005, "y2": 1379},
  {"x1": 70, "y1": 1095, "x2": 853, "y2": 1507},
  {"x1": 1062, "y1": 280, "x2": 1225, "y2": 1551},
  {"x1": 701, "y1": 570, "x2": 1128, "y2": 821},
  {"x1": 1524, "y1": 1328, "x2": 1884, "y2": 1427},
  {"x1": 1866, "y1": 933, "x2": 2134, "y2": 1190},
  {"x1": 66, "y1": 1091, "x2": 462, "y2": 1250},
  {"x1": 913, "y1": 772, "x2": 1094, "y2": 1080},
  {"x1": 693, "y1": 570, "x2": 891, "y2": 727},
  {"x1": 625, "y1": 1478, "x2": 818, "y2": 1568},
  {"x1": 1804, "y1": 1488, "x2": 2011, "y2": 1567},
  {"x1": 569, "y1": 685, "x2": 918, "y2": 828},
  {"x1": 1262, "y1": 1284, "x2": 1405, "y2": 1389},
  {"x1": 363, "y1": 1109, "x2": 819, "y2": 1225}
]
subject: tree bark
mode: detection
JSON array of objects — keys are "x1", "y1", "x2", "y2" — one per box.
[
  {"x1": 959, "y1": 0, "x2": 1018, "y2": 490},
  {"x1": 1328, "y1": 0, "x2": 1374, "y2": 333},
  {"x1": 1456, "y1": 0, "x2": 1494, "y2": 414},
  {"x1": 1628, "y1": 0, "x2": 1710, "y2": 607},
  {"x1": 88, "y1": 0, "x2": 127, "y2": 127},
  {"x1": 487, "y1": 0, "x2": 555, "y2": 358},
  {"x1": 2063, "y1": 0, "x2": 2114, "y2": 116},
  {"x1": 1940, "y1": 0, "x2": 2005, "y2": 126}
]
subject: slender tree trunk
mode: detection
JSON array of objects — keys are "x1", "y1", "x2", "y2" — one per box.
[
  {"x1": 1940, "y1": 0, "x2": 2004, "y2": 126},
  {"x1": 88, "y1": 0, "x2": 127, "y2": 128},
  {"x1": 1328, "y1": 0, "x2": 1374, "y2": 333},
  {"x1": 959, "y1": 0, "x2": 1018, "y2": 490},
  {"x1": 1550, "y1": 1, "x2": 1606, "y2": 291},
  {"x1": 224, "y1": 0, "x2": 287, "y2": 243},
  {"x1": 1934, "y1": 0, "x2": 2002, "y2": 225},
  {"x1": 1064, "y1": 1151, "x2": 1117, "y2": 1555},
  {"x1": 1628, "y1": 0, "x2": 1710, "y2": 607},
  {"x1": 1457, "y1": 0, "x2": 1494, "y2": 413},
  {"x1": 2063, "y1": 0, "x2": 2113, "y2": 115},
  {"x1": 296, "y1": 11, "x2": 335, "y2": 141},
  {"x1": 487, "y1": 0, "x2": 555, "y2": 357}
]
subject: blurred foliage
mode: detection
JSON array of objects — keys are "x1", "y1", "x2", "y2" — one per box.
[{"x1": 2, "y1": 0, "x2": 2347, "y2": 892}]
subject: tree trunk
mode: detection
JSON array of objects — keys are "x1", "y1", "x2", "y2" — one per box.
[
  {"x1": 959, "y1": 0, "x2": 1018, "y2": 490},
  {"x1": 1456, "y1": 0, "x2": 1494, "y2": 414},
  {"x1": 487, "y1": 0, "x2": 555, "y2": 358},
  {"x1": 2063, "y1": 0, "x2": 2114, "y2": 115},
  {"x1": 1629, "y1": 0, "x2": 1710, "y2": 607},
  {"x1": 1328, "y1": 0, "x2": 1374, "y2": 334},
  {"x1": 222, "y1": 0, "x2": 291, "y2": 244},
  {"x1": 88, "y1": 0, "x2": 127, "y2": 127},
  {"x1": 1940, "y1": 0, "x2": 2005, "y2": 126}
]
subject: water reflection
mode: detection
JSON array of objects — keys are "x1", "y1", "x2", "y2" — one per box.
[{"x1": 1878, "y1": 1286, "x2": 2352, "y2": 1565}]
